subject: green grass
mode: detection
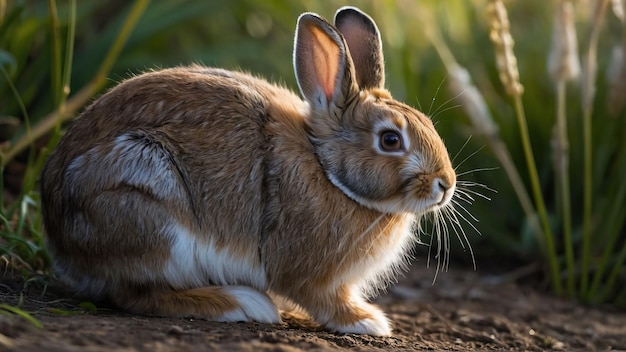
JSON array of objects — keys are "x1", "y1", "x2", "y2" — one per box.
[
  {"x1": 0, "y1": 304, "x2": 43, "y2": 329},
  {"x1": 0, "y1": 0, "x2": 624, "y2": 306}
]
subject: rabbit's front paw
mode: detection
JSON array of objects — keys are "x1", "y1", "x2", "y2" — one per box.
[
  {"x1": 326, "y1": 303, "x2": 391, "y2": 336},
  {"x1": 306, "y1": 286, "x2": 392, "y2": 336}
]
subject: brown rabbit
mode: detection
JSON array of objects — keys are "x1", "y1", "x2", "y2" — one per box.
[{"x1": 41, "y1": 6, "x2": 456, "y2": 336}]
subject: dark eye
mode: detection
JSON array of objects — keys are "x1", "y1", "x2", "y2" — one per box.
[{"x1": 380, "y1": 131, "x2": 403, "y2": 151}]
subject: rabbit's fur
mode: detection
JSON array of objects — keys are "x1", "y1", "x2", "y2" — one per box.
[{"x1": 41, "y1": 7, "x2": 456, "y2": 336}]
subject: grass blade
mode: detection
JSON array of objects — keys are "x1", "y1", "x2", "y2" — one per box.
[{"x1": 0, "y1": 304, "x2": 43, "y2": 329}]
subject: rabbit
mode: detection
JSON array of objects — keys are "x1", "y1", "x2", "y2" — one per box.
[{"x1": 40, "y1": 6, "x2": 456, "y2": 336}]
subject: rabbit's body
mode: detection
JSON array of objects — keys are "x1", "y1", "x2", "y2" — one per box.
[{"x1": 42, "y1": 7, "x2": 456, "y2": 336}]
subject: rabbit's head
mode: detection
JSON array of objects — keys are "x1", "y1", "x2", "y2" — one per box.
[{"x1": 294, "y1": 7, "x2": 455, "y2": 215}]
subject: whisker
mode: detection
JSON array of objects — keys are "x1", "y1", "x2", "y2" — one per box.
[
  {"x1": 441, "y1": 211, "x2": 451, "y2": 272},
  {"x1": 450, "y1": 205, "x2": 483, "y2": 237},
  {"x1": 435, "y1": 209, "x2": 450, "y2": 274},
  {"x1": 456, "y1": 179, "x2": 497, "y2": 190},
  {"x1": 426, "y1": 215, "x2": 435, "y2": 273},
  {"x1": 451, "y1": 135, "x2": 473, "y2": 165},
  {"x1": 455, "y1": 166, "x2": 499, "y2": 177},
  {"x1": 433, "y1": 211, "x2": 443, "y2": 273},
  {"x1": 446, "y1": 207, "x2": 465, "y2": 250},
  {"x1": 429, "y1": 84, "x2": 465, "y2": 119},
  {"x1": 430, "y1": 104, "x2": 462, "y2": 122},
  {"x1": 454, "y1": 188, "x2": 477, "y2": 203},
  {"x1": 414, "y1": 217, "x2": 428, "y2": 245},
  {"x1": 454, "y1": 195, "x2": 475, "y2": 205},
  {"x1": 456, "y1": 186, "x2": 493, "y2": 201},
  {"x1": 415, "y1": 94, "x2": 423, "y2": 112},
  {"x1": 457, "y1": 180, "x2": 496, "y2": 188},
  {"x1": 457, "y1": 209, "x2": 478, "y2": 269},
  {"x1": 431, "y1": 211, "x2": 443, "y2": 283},
  {"x1": 447, "y1": 205, "x2": 477, "y2": 270},
  {"x1": 454, "y1": 145, "x2": 486, "y2": 171},
  {"x1": 427, "y1": 77, "x2": 448, "y2": 116},
  {"x1": 451, "y1": 199, "x2": 480, "y2": 223}
]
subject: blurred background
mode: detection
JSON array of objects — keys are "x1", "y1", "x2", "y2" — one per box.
[{"x1": 1, "y1": 0, "x2": 624, "y2": 306}]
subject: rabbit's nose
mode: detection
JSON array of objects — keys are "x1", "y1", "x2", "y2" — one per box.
[
  {"x1": 432, "y1": 176, "x2": 455, "y2": 206},
  {"x1": 432, "y1": 177, "x2": 450, "y2": 196},
  {"x1": 436, "y1": 178, "x2": 449, "y2": 192}
]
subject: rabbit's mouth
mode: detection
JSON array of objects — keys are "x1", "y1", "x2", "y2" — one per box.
[{"x1": 365, "y1": 194, "x2": 453, "y2": 216}]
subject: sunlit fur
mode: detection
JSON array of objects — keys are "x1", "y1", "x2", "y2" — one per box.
[{"x1": 39, "y1": 6, "x2": 476, "y2": 337}]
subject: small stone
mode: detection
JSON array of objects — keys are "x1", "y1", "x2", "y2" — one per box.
[{"x1": 167, "y1": 325, "x2": 185, "y2": 336}]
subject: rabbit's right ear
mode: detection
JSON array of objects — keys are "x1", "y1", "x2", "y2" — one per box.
[
  {"x1": 294, "y1": 13, "x2": 358, "y2": 111},
  {"x1": 334, "y1": 7, "x2": 385, "y2": 90}
]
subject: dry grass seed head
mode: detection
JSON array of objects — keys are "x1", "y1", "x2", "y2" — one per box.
[
  {"x1": 548, "y1": 1, "x2": 581, "y2": 83},
  {"x1": 487, "y1": 0, "x2": 524, "y2": 97}
]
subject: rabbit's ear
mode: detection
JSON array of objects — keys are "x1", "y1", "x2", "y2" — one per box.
[
  {"x1": 294, "y1": 13, "x2": 358, "y2": 110},
  {"x1": 334, "y1": 7, "x2": 385, "y2": 89}
]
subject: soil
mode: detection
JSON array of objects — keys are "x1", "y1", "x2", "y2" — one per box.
[{"x1": 1, "y1": 262, "x2": 625, "y2": 352}]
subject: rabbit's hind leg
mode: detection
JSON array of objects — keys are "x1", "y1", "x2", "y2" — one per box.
[{"x1": 111, "y1": 285, "x2": 281, "y2": 323}]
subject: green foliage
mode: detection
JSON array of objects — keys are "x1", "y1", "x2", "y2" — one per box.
[
  {"x1": 46, "y1": 301, "x2": 97, "y2": 316},
  {"x1": 0, "y1": 187, "x2": 46, "y2": 270},
  {"x1": 0, "y1": 303, "x2": 43, "y2": 329},
  {"x1": 0, "y1": 0, "x2": 624, "y2": 307}
]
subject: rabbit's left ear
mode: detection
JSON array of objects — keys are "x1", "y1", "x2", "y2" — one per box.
[
  {"x1": 334, "y1": 6, "x2": 385, "y2": 89},
  {"x1": 294, "y1": 12, "x2": 358, "y2": 111}
]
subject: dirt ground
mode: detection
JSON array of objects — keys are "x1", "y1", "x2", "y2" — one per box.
[{"x1": 1, "y1": 261, "x2": 625, "y2": 352}]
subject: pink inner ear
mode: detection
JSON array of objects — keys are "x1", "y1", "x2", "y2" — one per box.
[{"x1": 308, "y1": 25, "x2": 340, "y2": 100}]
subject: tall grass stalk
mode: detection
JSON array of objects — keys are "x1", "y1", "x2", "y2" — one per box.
[
  {"x1": 554, "y1": 79, "x2": 574, "y2": 296},
  {"x1": 548, "y1": 0, "x2": 579, "y2": 298},
  {"x1": 47, "y1": 0, "x2": 62, "y2": 105},
  {"x1": 580, "y1": 0, "x2": 610, "y2": 297},
  {"x1": 606, "y1": 3, "x2": 626, "y2": 116},
  {"x1": 588, "y1": 113, "x2": 626, "y2": 302},
  {"x1": 0, "y1": 0, "x2": 5, "y2": 23},
  {"x1": 20, "y1": 0, "x2": 77, "y2": 199},
  {"x1": 591, "y1": 178, "x2": 626, "y2": 302},
  {"x1": 599, "y1": 209, "x2": 626, "y2": 302},
  {"x1": 60, "y1": 0, "x2": 75, "y2": 108},
  {"x1": 36, "y1": 0, "x2": 77, "y2": 179},
  {"x1": 0, "y1": 0, "x2": 150, "y2": 167},
  {"x1": 0, "y1": 65, "x2": 30, "y2": 167},
  {"x1": 487, "y1": 0, "x2": 562, "y2": 294}
]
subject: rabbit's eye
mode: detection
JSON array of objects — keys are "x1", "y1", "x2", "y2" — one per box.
[{"x1": 380, "y1": 131, "x2": 403, "y2": 151}]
